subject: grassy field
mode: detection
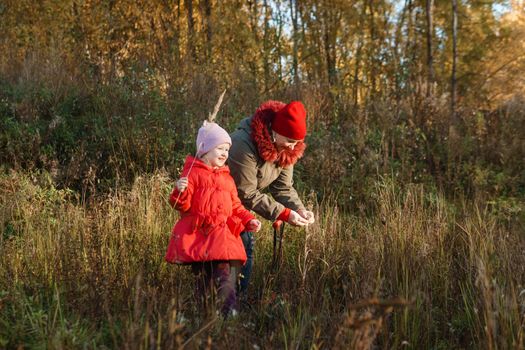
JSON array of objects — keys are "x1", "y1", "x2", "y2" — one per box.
[
  {"x1": 1, "y1": 170, "x2": 523, "y2": 349},
  {"x1": 1, "y1": 2, "x2": 525, "y2": 347}
]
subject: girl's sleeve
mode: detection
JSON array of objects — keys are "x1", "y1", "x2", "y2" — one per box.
[{"x1": 169, "y1": 177, "x2": 194, "y2": 212}]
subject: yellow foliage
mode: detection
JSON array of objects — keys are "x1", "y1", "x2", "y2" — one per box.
[{"x1": 480, "y1": 7, "x2": 525, "y2": 105}]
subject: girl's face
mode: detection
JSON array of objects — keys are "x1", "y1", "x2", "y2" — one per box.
[
  {"x1": 201, "y1": 143, "x2": 230, "y2": 167},
  {"x1": 272, "y1": 131, "x2": 301, "y2": 151}
]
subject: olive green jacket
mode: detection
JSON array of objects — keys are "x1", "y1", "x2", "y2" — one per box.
[{"x1": 228, "y1": 116, "x2": 305, "y2": 221}]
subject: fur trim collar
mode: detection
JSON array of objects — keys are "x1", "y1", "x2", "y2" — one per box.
[{"x1": 251, "y1": 100, "x2": 306, "y2": 167}]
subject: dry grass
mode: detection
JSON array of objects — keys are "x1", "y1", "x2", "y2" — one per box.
[{"x1": 0, "y1": 170, "x2": 523, "y2": 349}]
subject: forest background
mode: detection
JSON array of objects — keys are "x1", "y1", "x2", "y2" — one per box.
[{"x1": 1, "y1": 0, "x2": 524, "y2": 348}]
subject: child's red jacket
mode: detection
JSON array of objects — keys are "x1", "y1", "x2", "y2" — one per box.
[{"x1": 165, "y1": 156, "x2": 254, "y2": 264}]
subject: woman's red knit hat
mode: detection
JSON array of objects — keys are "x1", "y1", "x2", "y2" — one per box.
[{"x1": 271, "y1": 101, "x2": 307, "y2": 140}]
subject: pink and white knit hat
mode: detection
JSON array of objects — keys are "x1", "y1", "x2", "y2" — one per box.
[{"x1": 196, "y1": 121, "x2": 232, "y2": 157}]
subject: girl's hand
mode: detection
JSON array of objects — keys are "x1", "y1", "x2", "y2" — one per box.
[
  {"x1": 176, "y1": 177, "x2": 188, "y2": 192},
  {"x1": 246, "y1": 219, "x2": 262, "y2": 232}
]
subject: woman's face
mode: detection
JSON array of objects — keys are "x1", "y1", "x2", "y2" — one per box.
[
  {"x1": 201, "y1": 143, "x2": 230, "y2": 167},
  {"x1": 272, "y1": 131, "x2": 301, "y2": 151}
]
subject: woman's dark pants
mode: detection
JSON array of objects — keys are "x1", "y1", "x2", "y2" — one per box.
[{"x1": 239, "y1": 231, "x2": 255, "y2": 294}]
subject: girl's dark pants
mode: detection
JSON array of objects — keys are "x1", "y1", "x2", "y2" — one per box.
[{"x1": 191, "y1": 260, "x2": 241, "y2": 317}]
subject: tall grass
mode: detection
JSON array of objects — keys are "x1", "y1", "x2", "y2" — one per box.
[{"x1": 1, "y1": 170, "x2": 523, "y2": 348}]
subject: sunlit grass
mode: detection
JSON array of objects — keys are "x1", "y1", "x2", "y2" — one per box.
[{"x1": 1, "y1": 170, "x2": 523, "y2": 348}]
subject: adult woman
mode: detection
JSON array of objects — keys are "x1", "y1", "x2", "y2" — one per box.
[{"x1": 228, "y1": 100, "x2": 315, "y2": 294}]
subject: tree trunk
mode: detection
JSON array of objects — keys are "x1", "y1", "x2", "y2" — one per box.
[
  {"x1": 392, "y1": 0, "x2": 408, "y2": 103},
  {"x1": 451, "y1": 0, "x2": 458, "y2": 120},
  {"x1": 353, "y1": 26, "x2": 364, "y2": 107},
  {"x1": 176, "y1": 0, "x2": 181, "y2": 65},
  {"x1": 71, "y1": 1, "x2": 87, "y2": 68},
  {"x1": 263, "y1": 0, "x2": 270, "y2": 92},
  {"x1": 425, "y1": 0, "x2": 434, "y2": 97},
  {"x1": 404, "y1": 0, "x2": 414, "y2": 96},
  {"x1": 448, "y1": 0, "x2": 461, "y2": 184},
  {"x1": 203, "y1": 0, "x2": 212, "y2": 62},
  {"x1": 367, "y1": 0, "x2": 377, "y2": 97},
  {"x1": 185, "y1": 0, "x2": 196, "y2": 62},
  {"x1": 108, "y1": 0, "x2": 117, "y2": 82},
  {"x1": 322, "y1": 7, "x2": 336, "y2": 88},
  {"x1": 275, "y1": 2, "x2": 284, "y2": 82},
  {"x1": 248, "y1": 0, "x2": 259, "y2": 87},
  {"x1": 290, "y1": 0, "x2": 300, "y2": 92}
]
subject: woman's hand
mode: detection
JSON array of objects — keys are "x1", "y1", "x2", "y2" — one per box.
[
  {"x1": 288, "y1": 210, "x2": 310, "y2": 226},
  {"x1": 246, "y1": 219, "x2": 262, "y2": 232},
  {"x1": 297, "y1": 209, "x2": 315, "y2": 224},
  {"x1": 176, "y1": 177, "x2": 188, "y2": 192}
]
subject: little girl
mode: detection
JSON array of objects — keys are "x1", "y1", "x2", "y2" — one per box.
[{"x1": 165, "y1": 121, "x2": 261, "y2": 317}]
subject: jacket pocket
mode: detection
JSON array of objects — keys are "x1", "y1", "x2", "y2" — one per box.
[{"x1": 226, "y1": 216, "x2": 244, "y2": 237}]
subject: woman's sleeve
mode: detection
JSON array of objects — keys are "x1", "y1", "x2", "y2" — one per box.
[
  {"x1": 228, "y1": 141, "x2": 286, "y2": 221},
  {"x1": 268, "y1": 165, "x2": 306, "y2": 212}
]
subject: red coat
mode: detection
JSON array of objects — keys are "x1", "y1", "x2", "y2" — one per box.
[{"x1": 165, "y1": 156, "x2": 254, "y2": 264}]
